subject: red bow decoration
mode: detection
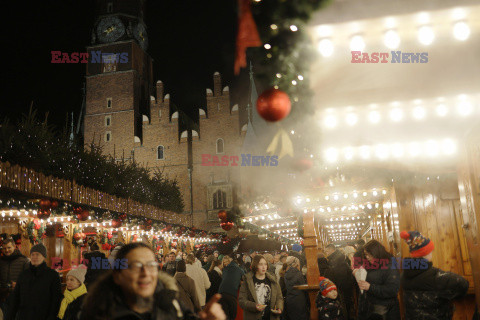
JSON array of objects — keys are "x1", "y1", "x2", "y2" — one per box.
[{"x1": 234, "y1": 0, "x2": 262, "y2": 75}]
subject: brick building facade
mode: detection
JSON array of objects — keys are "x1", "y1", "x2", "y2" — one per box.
[{"x1": 84, "y1": 0, "x2": 248, "y2": 229}]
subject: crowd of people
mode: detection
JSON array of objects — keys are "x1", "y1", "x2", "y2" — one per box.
[{"x1": 0, "y1": 229, "x2": 472, "y2": 320}]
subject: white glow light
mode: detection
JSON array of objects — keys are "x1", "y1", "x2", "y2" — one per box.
[
  {"x1": 442, "y1": 139, "x2": 456, "y2": 155},
  {"x1": 368, "y1": 111, "x2": 381, "y2": 124},
  {"x1": 390, "y1": 108, "x2": 403, "y2": 122},
  {"x1": 418, "y1": 26, "x2": 435, "y2": 45},
  {"x1": 391, "y1": 143, "x2": 404, "y2": 158},
  {"x1": 318, "y1": 39, "x2": 334, "y2": 57},
  {"x1": 344, "y1": 147, "x2": 354, "y2": 160},
  {"x1": 290, "y1": 25, "x2": 298, "y2": 32},
  {"x1": 325, "y1": 148, "x2": 338, "y2": 163},
  {"x1": 384, "y1": 30, "x2": 400, "y2": 49},
  {"x1": 413, "y1": 106, "x2": 426, "y2": 120},
  {"x1": 408, "y1": 142, "x2": 421, "y2": 157},
  {"x1": 457, "y1": 101, "x2": 473, "y2": 116},
  {"x1": 426, "y1": 140, "x2": 439, "y2": 157},
  {"x1": 359, "y1": 146, "x2": 371, "y2": 159},
  {"x1": 346, "y1": 113, "x2": 358, "y2": 126},
  {"x1": 324, "y1": 115, "x2": 337, "y2": 128},
  {"x1": 264, "y1": 44, "x2": 271, "y2": 50},
  {"x1": 453, "y1": 21, "x2": 470, "y2": 41},
  {"x1": 436, "y1": 104, "x2": 448, "y2": 117},
  {"x1": 375, "y1": 144, "x2": 389, "y2": 160},
  {"x1": 350, "y1": 35, "x2": 365, "y2": 51}
]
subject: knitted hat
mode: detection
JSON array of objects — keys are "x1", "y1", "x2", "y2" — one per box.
[
  {"x1": 292, "y1": 244, "x2": 302, "y2": 252},
  {"x1": 286, "y1": 256, "x2": 299, "y2": 268},
  {"x1": 400, "y1": 230, "x2": 434, "y2": 258},
  {"x1": 30, "y1": 243, "x2": 47, "y2": 258},
  {"x1": 67, "y1": 265, "x2": 87, "y2": 284},
  {"x1": 318, "y1": 277, "x2": 337, "y2": 296}
]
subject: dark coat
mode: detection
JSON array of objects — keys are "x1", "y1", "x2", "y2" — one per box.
[
  {"x1": 401, "y1": 259, "x2": 469, "y2": 320},
  {"x1": 218, "y1": 261, "x2": 244, "y2": 298},
  {"x1": 80, "y1": 271, "x2": 197, "y2": 320},
  {"x1": 5, "y1": 261, "x2": 62, "y2": 320},
  {"x1": 162, "y1": 261, "x2": 177, "y2": 277},
  {"x1": 62, "y1": 293, "x2": 86, "y2": 320},
  {"x1": 324, "y1": 250, "x2": 355, "y2": 317},
  {"x1": 283, "y1": 267, "x2": 309, "y2": 320},
  {"x1": 174, "y1": 272, "x2": 201, "y2": 312},
  {"x1": 206, "y1": 268, "x2": 222, "y2": 302},
  {"x1": 239, "y1": 272, "x2": 284, "y2": 320},
  {"x1": 83, "y1": 251, "x2": 107, "y2": 288},
  {"x1": 357, "y1": 263, "x2": 400, "y2": 320},
  {"x1": 317, "y1": 258, "x2": 329, "y2": 277},
  {"x1": 0, "y1": 250, "x2": 29, "y2": 302},
  {"x1": 315, "y1": 293, "x2": 344, "y2": 320}
]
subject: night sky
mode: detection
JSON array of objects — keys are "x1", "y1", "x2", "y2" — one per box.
[{"x1": 1, "y1": 0, "x2": 242, "y2": 130}]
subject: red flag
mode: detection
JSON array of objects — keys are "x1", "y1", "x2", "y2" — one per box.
[{"x1": 234, "y1": 0, "x2": 262, "y2": 75}]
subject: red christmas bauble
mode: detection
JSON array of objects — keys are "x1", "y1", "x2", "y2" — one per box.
[
  {"x1": 119, "y1": 214, "x2": 127, "y2": 221},
  {"x1": 33, "y1": 219, "x2": 41, "y2": 230},
  {"x1": 38, "y1": 209, "x2": 51, "y2": 220},
  {"x1": 221, "y1": 222, "x2": 234, "y2": 231},
  {"x1": 218, "y1": 210, "x2": 228, "y2": 222},
  {"x1": 107, "y1": 232, "x2": 113, "y2": 240},
  {"x1": 112, "y1": 219, "x2": 122, "y2": 228},
  {"x1": 73, "y1": 233, "x2": 81, "y2": 240},
  {"x1": 80, "y1": 233, "x2": 86, "y2": 239},
  {"x1": 39, "y1": 199, "x2": 51, "y2": 209},
  {"x1": 256, "y1": 88, "x2": 291, "y2": 122},
  {"x1": 50, "y1": 200, "x2": 59, "y2": 209},
  {"x1": 76, "y1": 210, "x2": 89, "y2": 221}
]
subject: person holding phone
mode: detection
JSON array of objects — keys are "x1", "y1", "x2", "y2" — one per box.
[{"x1": 239, "y1": 255, "x2": 283, "y2": 320}]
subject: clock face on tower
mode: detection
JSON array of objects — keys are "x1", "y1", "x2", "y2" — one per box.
[
  {"x1": 96, "y1": 16, "x2": 126, "y2": 43},
  {"x1": 134, "y1": 23, "x2": 148, "y2": 50}
]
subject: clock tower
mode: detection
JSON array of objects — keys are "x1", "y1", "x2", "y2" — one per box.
[{"x1": 84, "y1": 0, "x2": 152, "y2": 160}]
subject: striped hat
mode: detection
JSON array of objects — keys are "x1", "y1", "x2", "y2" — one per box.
[
  {"x1": 400, "y1": 230, "x2": 434, "y2": 257},
  {"x1": 318, "y1": 277, "x2": 337, "y2": 296}
]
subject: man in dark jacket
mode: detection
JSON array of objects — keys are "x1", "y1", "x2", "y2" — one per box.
[
  {"x1": 324, "y1": 244, "x2": 355, "y2": 320},
  {"x1": 400, "y1": 230, "x2": 469, "y2": 320},
  {"x1": 83, "y1": 242, "x2": 107, "y2": 288},
  {"x1": 0, "y1": 238, "x2": 28, "y2": 310},
  {"x1": 218, "y1": 255, "x2": 245, "y2": 320},
  {"x1": 162, "y1": 251, "x2": 177, "y2": 276},
  {"x1": 5, "y1": 243, "x2": 62, "y2": 320}
]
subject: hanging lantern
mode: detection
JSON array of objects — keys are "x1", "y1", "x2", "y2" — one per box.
[
  {"x1": 39, "y1": 199, "x2": 51, "y2": 209},
  {"x1": 77, "y1": 209, "x2": 89, "y2": 222},
  {"x1": 38, "y1": 209, "x2": 51, "y2": 220},
  {"x1": 112, "y1": 219, "x2": 122, "y2": 228}
]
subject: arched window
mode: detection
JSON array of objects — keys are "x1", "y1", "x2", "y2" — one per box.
[
  {"x1": 213, "y1": 189, "x2": 227, "y2": 209},
  {"x1": 216, "y1": 138, "x2": 224, "y2": 154},
  {"x1": 157, "y1": 146, "x2": 164, "y2": 160}
]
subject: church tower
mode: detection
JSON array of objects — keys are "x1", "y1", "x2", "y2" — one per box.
[{"x1": 84, "y1": 0, "x2": 152, "y2": 160}]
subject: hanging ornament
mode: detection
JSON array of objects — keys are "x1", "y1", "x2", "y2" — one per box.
[
  {"x1": 218, "y1": 210, "x2": 228, "y2": 222},
  {"x1": 73, "y1": 233, "x2": 82, "y2": 241},
  {"x1": 50, "y1": 200, "x2": 59, "y2": 209},
  {"x1": 38, "y1": 209, "x2": 51, "y2": 220},
  {"x1": 257, "y1": 88, "x2": 291, "y2": 122},
  {"x1": 112, "y1": 219, "x2": 122, "y2": 228},
  {"x1": 39, "y1": 199, "x2": 51, "y2": 209},
  {"x1": 221, "y1": 222, "x2": 234, "y2": 231},
  {"x1": 119, "y1": 214, "x2": 127, "y2": 221},
  {"x1": 77, "y1": 209, "x2": 89, "y2": 221},
  {"x1": 107, "y1": 232, "x2": 113, "y2": 240}
]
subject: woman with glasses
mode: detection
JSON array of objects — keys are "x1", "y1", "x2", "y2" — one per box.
[
  {"x1": 80, "y1": 242, "x2": 225, "y2": 320},
  {"x1": 355, "y1": 240, "x2": 400, "y2": 320}
]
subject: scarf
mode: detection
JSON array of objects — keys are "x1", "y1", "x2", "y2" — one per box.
[
  {"x1": 58, "y1": 283, "x2": 87, "y2": 319},
  {"x1": 214, "y1": 266, "x2": 223, "y2": 276}
]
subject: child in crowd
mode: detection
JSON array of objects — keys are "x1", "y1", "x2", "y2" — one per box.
[{"x1": 316, "y1": 277, "x2": 344, "y2": 320}]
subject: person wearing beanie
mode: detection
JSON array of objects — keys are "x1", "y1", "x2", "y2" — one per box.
[
  {"x1": 5, "y1": 243, "x2": 61, "y2": 320},
  {"x1": 58, "y1": 265, "x2": 88, "y2": 320},
  {"x1": 316, "y1": 277, "x2": 345, "y2": 320},
  {"x1": 83, "y1": 241, "x2": 107, "y2": 289},
  {"x1": 400, "y1": 230, "x2": 469, "y2": 320}
]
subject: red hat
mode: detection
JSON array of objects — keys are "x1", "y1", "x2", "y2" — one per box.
[
  {"x1": 400, "y1": 230, "x2": 434, "y2": 258},
  {"x1": 318, "y1": 277, "x2": 337, "y2": 297}
]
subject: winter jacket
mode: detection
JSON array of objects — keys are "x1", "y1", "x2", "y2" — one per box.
[
  {"x1": 239, "y1": 272, "x2": 284, "y2": 320},
  {"x1": 174, "y1": 272, "x2": 201, "y2": 312},
  {"x1": 315, "y1": 294, "x2": 344, "y2": 320},
  {"x1": 0, "y1": 250, "x2": 29, "y2": 288},
  {"x1": 218, "y1": 261, "x2": 245, "y2": 298},
  {"x1": 80, "y1": 271, "x2": 197, "y2": 320},
  {"x1": 185, "y1": 263, "x2": 210, "y2": 306},
  {"x1": 163, "y1": 261, "x2": 177, "y2": 277},
  {"x1": 5, "y1": 261, "x2": 62, "y2": 320},
  {"x1": 401, "y1": 259, "x2": 469, "y2": 320},
  {"x1": 324, "y1": 250, "x2": 355, "y2": 318},
  {"x1": 83, "y1": 251, "x2": 107, "y2": 288},
  {"x1": 206, "y1": 267, "x2": 222, "y2": 302},
  {"x1": 317, "y1": 258, "x2": 329, "y2": 277},
  {"x1": 283, "y1": 267, "x2": 309, "y2": 320},
  {"x1": 357, "y1": 262, "x2": 400, "y2": 320},
  {"x1": 61, "y1": 292, "x2": 86, "y2": 320}
]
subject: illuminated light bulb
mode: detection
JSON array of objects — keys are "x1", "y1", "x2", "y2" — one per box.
[
  {"x1": 359, "y1": 146, "x2": 371, "y2": 159},
  {"x1": 325, "y1": 148, "x2": 338, "y2": 163},
  {"x1": 425, "y1": 140, "x2": 440, "y2": 157},
  {"x1": 436, "y1": 104, "x2": 448, "y2": 117},
  {"x1": 457, "y1": 101, "x2": 473, "y2": 116},
  {"x1": 290, "y1": 130, "x2": 294, "y2": 134},
  {"x1": 292, "y1": 80, "x2": 297, "y2": 85},
  {"x1": 367, "y1": 204, "x2": 372, "y2": 209},
  {"x1": 384, "y1": 29, "x2": 400, "y2": 49},
  {"x1": 290, "y1": 25, "x2": 298, "y2": 32},
  {"x1": 368, "y1": 111, "x2": 381, "y2": 123},
  {"x1": 353, "y1": 192, "x2": 358, "y2": 198},
  {"x1": 17, "y1": 211, "x2": 20, "y2": 216},
  {"x1": 375, "y1": 203, "x2": 380, "y2": 208},
  {"x1": 390, "y1": 108, "x2": 403, "y2": 122},
  {"x1": 441, "y1": 139, "x2": 456, "y2": 155},
  {"x1": 249, "y1": 218, "x2": 252, "y2": 222},
  {"x1": 413, "y1": 106, "x2": 426, "y2": 120},
  {"x1": 391, "y1": 143, "x2": 404, "y2": 158},
  {"x1": 382, "y1": 190, "x2": 387, "y2": 195},
  {"x1": 276, "y1": 73, "x2": 282, "y2": 78},
  {"x1": 324, "y1": 115, "x2": 337, "y2": 128},
  {"x1": 453, "y1": 21, "x2": 470, "y2": 41},
  {"x1": 363, "y1": 192, "x2": 367, "y2": 197},
  {"x1": 350, "y1": 35, "x2": 365, "y2": 51},
  {"x1": 298, "y1": 75, "x2": 304, "y2": 81},
  {"x1": 344, "y1": 194, "x2": 348, "y2": 199},
  {"x1": 375, "y1": 144, "x2": 389, "y2": 160},
  {"x1": 418, "y1": 26, "x2": 434, "y2": 45},
  {"x1": 264, "y1": 43, "x2": 271, "y2": 50},
  {"x1": 270, "y1": 24, "x2": 278, "y2": 30},
  {"x1": 408, "y1": 142, "x2": 421, "y2": 157},
  {"x1": 346, "y1": 113, "x2": 358, "y2": 126},
  {"x1": 373, "y1": 190, "x2": 378, "y2": 196},
  {"x1": 318, "y1": 39, "x2": 334, "y2": 57}
]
